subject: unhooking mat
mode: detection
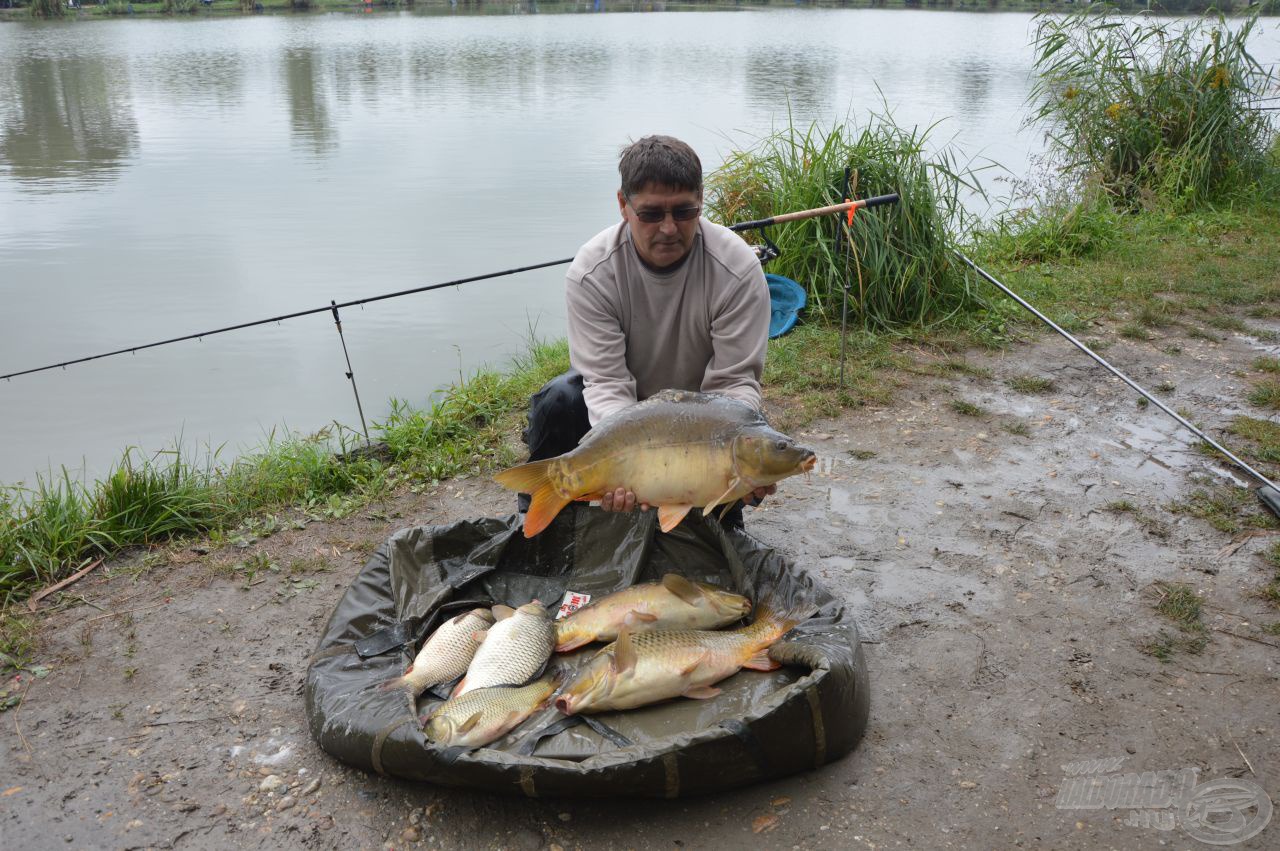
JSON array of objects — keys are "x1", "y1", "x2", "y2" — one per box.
[{"x1": 304, "y1": 505, "x2": 870, "y2": 798}]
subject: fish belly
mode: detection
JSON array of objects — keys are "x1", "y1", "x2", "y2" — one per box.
[{"x1": 614, "y1": 445, "x2": 736, "y2": 506}]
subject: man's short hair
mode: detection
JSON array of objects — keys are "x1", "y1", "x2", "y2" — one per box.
[{"x1": 619, "y1": 135, "x2": 703, "y2": 198}]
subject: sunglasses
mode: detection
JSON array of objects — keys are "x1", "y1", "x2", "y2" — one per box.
[{"x1": 628, "y1": 201, "x2": 702, "y2": 224}]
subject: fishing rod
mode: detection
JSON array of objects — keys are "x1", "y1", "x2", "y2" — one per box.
[
  {"x1": 0, "y1": 257, "x2": 575, "y2": 382},
  {"x1": 955, "y1": 252, "x2": 1280, "y2": 518},
  {"x1": 729, "y1": 192, "x2": 902, "y2": 388}
]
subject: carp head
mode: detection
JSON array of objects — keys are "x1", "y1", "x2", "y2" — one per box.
[
  {"x1": 733, "y1": 427, "x2": 816, "y2": 483},
  {"x1": 422, "y1": 714, "x2": 456, "y2": 745},
  {"x1": 696, "y1": 582, "x2": 753, "y2": 621},
  {"x1": 554, "y1": 657, "x2": 616, "y2": 716}
]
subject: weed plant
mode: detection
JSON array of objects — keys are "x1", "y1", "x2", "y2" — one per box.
[
  {"x1": 1030, "y1": 9, "x2": 1277, "y2": 211},
  {"x1": 706, "y1": 115, "x2": 985, "y2": 328}
]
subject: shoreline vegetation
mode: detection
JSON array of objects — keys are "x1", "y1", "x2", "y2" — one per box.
[
  {"x1": 7, "y1": 0, "x2": 1280, "y2": 21},
  {"x1": 3, "y1": 8, "x2": 1279, "y2": 665}
]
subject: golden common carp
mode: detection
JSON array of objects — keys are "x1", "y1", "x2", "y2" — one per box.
[
  {"x1": 554, "y1": 573, "x2": 751, "y2": 652},
  {"x1": 554, "y1": 604, "x2": 812, "y2": 715},
  {"x1": 494, "y1": 390, "x2": 816, "y2": 538},
  {"x1": 422, "y1": 675, "x2": 559, "y2": 748},
  {"x1": 454, "y1": 602, "x2": 555, "y2": 697},
  {"x1": 380, "y1": 608, "x2": 495, "y2": 697}
]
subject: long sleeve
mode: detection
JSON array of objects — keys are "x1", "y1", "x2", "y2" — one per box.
[
  {"x1": 702, "y1": 264, "x2": 769, "y2": 409},
  {"x1": 566, "y1": 269, "x2": 636, "y2": 427}
]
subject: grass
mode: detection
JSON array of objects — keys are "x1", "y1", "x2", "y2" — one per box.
[
  {"x1": 1248, "y1": 379, "x2": 1280, "y2": 410},
  {"x1": 949, "y1": 399, "x2": 987, "y2": 418},
  {"x1": 1143, "y1": 582, "x2": 1210, "y2": 662},
  {"x1": 1003, "y1": 376, "x2": 1054, "y2": 394},
  {"x1": 1169, "y1": 484, "x2": 1280, "y2": 536},
  {"x1": 1030, "y1": 10, "x2": 1276, "y2": 211},
  {"x1": 0, "y1": 338, "x2": 571, "y2": 609},
  {"x1": 706, "y1": 114, "x2": 986, "y2": 328}
]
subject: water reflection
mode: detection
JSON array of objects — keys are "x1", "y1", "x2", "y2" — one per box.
[
  {"x1": 284, "y1": 47, "x2": 337, "y2": 156},
  {"x1": 953, "y1": 60, "x2": 992, "y2": 121},
  {"x1": 0, "y1": 55, "x2": 139, "y2": 190},
  {"x1": 745, "y1": 49, "x2": 834, "y2": 117}
]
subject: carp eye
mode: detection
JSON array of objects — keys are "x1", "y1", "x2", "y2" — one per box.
[{"x1": 775, "y1": 440, "x2": 788, "y2": 450}]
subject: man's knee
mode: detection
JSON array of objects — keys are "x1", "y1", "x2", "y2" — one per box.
[{"x1": 524, "y1": 370, "x2": 590, "y2": 460}]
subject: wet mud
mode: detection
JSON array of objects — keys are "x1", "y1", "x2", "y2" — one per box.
[{"x1": 3, "y1": 319, "x2": 1278, "y2": 850}]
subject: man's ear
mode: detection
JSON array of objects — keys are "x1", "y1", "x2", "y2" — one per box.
[{"x1": 617, "y1": 190, "x2": 628, "y2": 218}]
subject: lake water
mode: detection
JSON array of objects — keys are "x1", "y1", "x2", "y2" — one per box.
[{"x1": 0, "y1": 7, "x2": 1275, "y2": 486}]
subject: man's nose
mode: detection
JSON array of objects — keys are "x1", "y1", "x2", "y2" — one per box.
[{"x1": 658, "y1": 217, "x2": 678, "y2": 234}]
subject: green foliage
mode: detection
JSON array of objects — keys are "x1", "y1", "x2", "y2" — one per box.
[
  {"x1": 28, "y1": 0, "x2": 66, "y2": 17},
  {"x1": 982, "y1": 187, "x2": 1122, "y2": 263},
  {"x1": 706, "y1": 115, "x2": 986, "y2": 328},
  {"x1": 1030, "y1": 8, "x2": 1278, "y2": 211},
  {"x1": 1143, "y1": 581, "x2": 1209, "y2": 662}
]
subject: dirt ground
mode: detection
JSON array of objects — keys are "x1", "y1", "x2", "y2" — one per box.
[{"x1": 3, "y1": 314, "x2": 1279, "y2": 851}]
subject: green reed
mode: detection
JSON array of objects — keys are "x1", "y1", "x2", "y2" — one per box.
[
  {"x1": 1030, "y1": 8, "x2": 1277, "y2": 211},
  {"x1": 706, "y1": 115, "x2": 985, "y2": 329}
]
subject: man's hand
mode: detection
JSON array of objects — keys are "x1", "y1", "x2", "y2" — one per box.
[
  {"x1": 743, "y1": 484, "x2": 777, "y2": 507},
  {"x1": 600, "y1": 487, "x2": 650, "y2": 513}
]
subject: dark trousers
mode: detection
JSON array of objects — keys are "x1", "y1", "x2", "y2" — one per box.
[{"x1": 519, "y1": 370, "x2": 744, "y2": 529}]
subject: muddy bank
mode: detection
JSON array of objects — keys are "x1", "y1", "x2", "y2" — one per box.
[{"x1": 3, "y1": 315, "x2": 1278, "y2": 850}]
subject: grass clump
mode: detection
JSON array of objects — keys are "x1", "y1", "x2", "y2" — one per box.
[
  {"x1": 1168, "y1": 484, "x2": 1279, "y2": 535},
  {"x1": 1228, "y1": 416, "x2": 1280, "y2": 464},
  {"x1": 949, "y1": 399, "x2": 987, "y2": 418},
  {"x1": 1247, "y1": 379, "x2": 1280, "y2": 410},
  {"x1": 707, "y1": 115, "x2": 984, "y2": 328},
  {"x1": 1143, "y1": 581, "x2": 1209, "y2": 662},
  {"x1": 1030, "y1": 9, "x2": 1277, "y2": 211},
  {"x1": 1253, "y1": 357, "x2": 1280, "y2": 374},
  {"x1": 1003, "y1": 376, "x2": 1054, "y2": 394}
]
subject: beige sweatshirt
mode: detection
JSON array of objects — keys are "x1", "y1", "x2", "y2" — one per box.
[{"x1": 566, "y1": 218, "x2": 770, "y2": 426}]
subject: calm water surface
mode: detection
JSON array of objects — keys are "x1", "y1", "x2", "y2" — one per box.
[{"x1": 0, "y1": 8, "x2": 1275, "y2": 485}]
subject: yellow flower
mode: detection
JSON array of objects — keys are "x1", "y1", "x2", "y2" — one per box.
[
  {"x1": 1063, "y1": 85, "x2": 1080, "y2": 101},
  {"x1": 1208, "y1": 65, "x2": 1229, "y2": 90},
  {"x1": 1105, "y1": 102, "x2": 1124, "y2": 121}
]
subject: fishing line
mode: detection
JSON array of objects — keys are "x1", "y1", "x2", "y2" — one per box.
[{"x1": 955, "y1": 251, "x2": 1280, "y2": 516}]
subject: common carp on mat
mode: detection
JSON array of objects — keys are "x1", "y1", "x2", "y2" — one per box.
[
  {"x1": 494, "y1": 390, "x2": 817, "y2": 538},
  {"x1": 554, "y1": 603, "x2": 813, "y2": 715},
  {"x1": 380, "y1": 608, "x2": 495, "y2": 697},
  {"x1": 554, "y1": 573, "x2": 752, "y2": 652},
  {"x1": 454, "y1": 602, "x2": 555, "y2": 697},
  {"x1": 422, "y1": 675, "x2": 559, "y2": 748}
]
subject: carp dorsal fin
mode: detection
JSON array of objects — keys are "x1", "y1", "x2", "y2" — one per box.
[
  {"x1": 657, "y1": 504, "x2": 693, "y2": 533},
  {"x1": 491, "y1": 604, "x2": 516, "y2": 621},
  {"x1": 457, "y1": 711, "x2": 484, "y2": 734},
  {"x1": 661, "y1": 574, "x2": 703, "y2": 606},
  {"x1": 614, "y1": 627, "x2": 637, "y2": 676}
]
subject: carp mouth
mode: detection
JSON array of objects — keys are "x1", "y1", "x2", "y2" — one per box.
[
  {"x1": 800, "y1": 453, "x2": 817, "y2": 472},
  {"x1": 554, "y1": 695, "x2": 576, "y2": 715}
]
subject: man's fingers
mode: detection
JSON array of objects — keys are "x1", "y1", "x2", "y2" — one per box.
[{"x1": 623, "y1": 491, "x2": 636, "y2": 512}]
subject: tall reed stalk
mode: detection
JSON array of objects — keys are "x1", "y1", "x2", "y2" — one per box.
[
  {"x1": 1030, "y1": 8, "x2": 1277, "y2": 211},
  {"x1": 706, "y1": 116, "x2": 984, "y2": 328}
]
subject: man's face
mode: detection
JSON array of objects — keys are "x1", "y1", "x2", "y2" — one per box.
[{"x1": 617, "y1": 183, "x2": 702, "y2": 270}]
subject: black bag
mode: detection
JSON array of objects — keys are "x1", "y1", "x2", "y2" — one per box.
[{"x1": 304, "y1": 505, "x2": 870, "y2": 798}]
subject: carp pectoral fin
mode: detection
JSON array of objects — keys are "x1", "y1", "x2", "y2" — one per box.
[
  {"x1": 457, "y1": 711, "x2": 484, "y2": 734},
  {"x1": 703, "y1": 478, "x2": 742, "y2": 517},
  {"x1": 657, "y1": 504, "x2": 694, "y2": 532},
  {"x1": 623, "y1": 610, "x2": 659, "y2": 626},
  {"x1": 742, "y1": 649, "x2": 782, "y2": 672},
  {"x1": 491, "y1": 605, "x2": 516, "y2": 621},
  {"x1": 555, "y1": 634, "x2": 593, "y2": 653},
  {"x1": 613, "y1": 627, "x2": 637, "y2": 676},
  {"x1": 678, "y1": 649, "x2": 709, "y2": 677},
  {"x1": 661, "y1": 573, "x2": 703, "y2": 605},
  {"x1": 682, "y1": 685, "x2": 721, "y2": 700},
  {"x1": 450, "y1": 678, "x2": 467, "y2": 698}
]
